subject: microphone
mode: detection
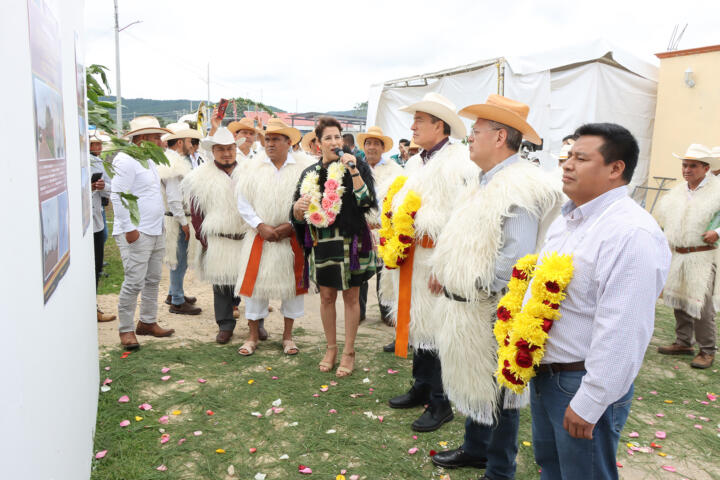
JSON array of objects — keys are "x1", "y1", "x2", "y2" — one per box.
[{"x1": 334, "y1": 146, "x2": 356, "y2": 169}]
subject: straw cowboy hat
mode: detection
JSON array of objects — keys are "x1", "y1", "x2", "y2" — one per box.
[
  {"x1": 399, "y1": 92, "x2": 467, "y2": 139},
  {"x1": 458, "y1": 94, "x2": 541, "y2": 145},
  {"x1": 228, "y1": 117, "x2": 264, "y2": 136},
  {"x1": 123, "y1": 116, "x2": 172, "y2": 140},
  {"x1": 357, "y1": 126, "x2": 393, "y2": 153},
  {"x1": 407, "y1": 140, "x2": 421, "y2": 152},
  {"x1": 300, "y1": 130, "x2": 317, "y2": 153},
  {"x1": 263, "y1": 117, "x2": 301, "y2": 145},
  {"x1": 162, "y1": 122, "x2": 204, "y2": 142},
  {"x1": 673, "y1": 144, "x2": 720, "y2": 170}
]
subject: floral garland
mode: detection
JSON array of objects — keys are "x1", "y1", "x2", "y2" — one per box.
[
  {"x1": 377, "y1": 176, "x2": 421, "y2": 269},
  {"x1": 300, "y1": 161, "x2": 346, "y2": 228},
  {"x1": 494, "y1": 252, "x2": 574, "y2": 394}
]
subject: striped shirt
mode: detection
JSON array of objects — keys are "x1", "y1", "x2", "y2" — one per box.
[{"x1": 528, "y1": 186, "x2": 671, "y2": 423}]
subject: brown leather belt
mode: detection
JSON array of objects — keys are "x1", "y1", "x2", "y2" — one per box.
[
  {"x1": 675, "y1": 245, "x2": 717, "y2": 254},
  {"x1": 535, "y1": 361, "x2": 586, "y2": 374}
]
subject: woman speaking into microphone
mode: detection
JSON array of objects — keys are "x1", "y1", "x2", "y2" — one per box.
[{"x1": 292, "y1": 116, "x2": 377, "y2": 377}]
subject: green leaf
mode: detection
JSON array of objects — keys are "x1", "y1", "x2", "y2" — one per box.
[{"x1": 119, "y1": 192, "x2": 140, "y2": 226}]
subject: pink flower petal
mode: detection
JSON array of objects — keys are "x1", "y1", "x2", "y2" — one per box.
[
  {"x1": 655, "y1": 431, "x2": 666, "y2": 439},
  {"x1": 299, "y1": 466, "x2": 313, "y2": 474},
  {"x1": 708, "y1": 393, "x2": 717, "y2": 401},
  {"x1": 412, "y1": 435, "x2": 418, "y2": 440},
  {"x1": 119, "y1": 420, "x2": 130, "y2": 427},
  {"x1": 688, "y1": 414, "x2": 697, "y2": 419},
  {"x1": 650, "y1": 390, "x2": 657, "y2": 395},
  {"x1": 250, "y1": 447, "x2": 257, "y2": 454},
  {"x1": 656, "y1": 413, "x2": 665, "y2": 417},
  {"x1": 176, "y1": 379, "x2": 185, "y2": 384},
  {"x1": 341, "y1": 470, "x2": 347, "y2": 474},
  {"x1": 104, "y1": 366, "x2": 111, "y2": 371},
  {"x1": 350, "y1": 476, "x2": 359, "y2": 480},
  {"x1": 138, "y1": 403, "x2": 152, "y2": 411},
  {"x1": 118, "y1": 395, "x2": 129, "y2": 403},
  {"x1": 661, "y1": 465, "x2": 676, "y2": 472},
  {"x1": 700, "y1": 416, "x2": 709, "y2": 422},
  {"x1": 628, "y1": 432, "x2": 639, "y2": 438},
  {"x1": 378, "y1": 415, "x2": 384, "y2": 423},
  {"x1": 330, "y1": 381, "x2": 338, "y2": 386},
  {"x1": 198, "y1": 378, "x2": 207, "y2": 384},
  {"x1": 694, "y1": 424, "x2": 703, "y2": 429},
  {"x1": 320, "y1": 387, "x2": 329, "y2": 392},
  {"x1": 102, "y1": 378, "x2": 112, "y2": 386},
  {"x1": 408, "y1": 447, "x2": 419, "y2": 455},
  {"x1": 636, "y1": 397, "x2": 643, "y2": 400},
  {"x1": 158, "y1": 415, "x2": 169, "y2": 424},
  {"x1": 272, "y1": 376, "x2": 279, "y2": 380},
  {"x1": 313, "y1": 394, "x2": 320, "y2": 397},
  {"x1": 160, "y1": 434, "x2": 170, "y2": 444},
  {"x1": 156, "y1": 465, "x2": 167, "y2": 472},
  {"x1": 193, "y1": 431, "x2": 202, "y2": 436},
  {"x1": 95, "y1": 450, "x2": 107, "y2": 459},
  {"x1": 178, "y1": 438, "x2": 186, "y2": 445},
  {"x1": 387, "y1": 369, "x2": 398, "y2": 374},
  {"x1": 161, "y1": 375, "x2": 171, "y2": 381},
  {"x1": 161, "y1": 367, "x2": 170, "y2": 374},
  {"x1": 701, "y1": 401, "x2": 709, "y2": 405},
  {"x1": 329, "y1": 409, "x2": 338, "y2": 414}
]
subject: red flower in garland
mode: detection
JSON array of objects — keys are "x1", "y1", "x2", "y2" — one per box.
[
  {"x1": 512, "y1": 267, "x2": 528, "y2": 280},
  {"x1": 542, "y1": 319, "x2": 553, "y2": 333},
  {"x1": 398, "y1": 234, "x2": 413, "y2": 244},
  {"x1": 409, "y1": 211, "x2": 417, "y2": 219},
  {"x1": 385, "y1": 211, "x2": 393, "y2": 219},
  {"x1": 379, "y1": 237, "x2": 386, "y2": 246},
  {"x1": 497, "y1": 306, "x2": 511, "y2": 321},
  {"x1": 545, "y1": 281, "x2": 560, "y2": 293},
  {"x1": 515, "y1": 348, "x2": 533, "y2": 368}
]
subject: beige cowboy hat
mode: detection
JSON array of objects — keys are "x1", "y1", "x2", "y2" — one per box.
[
  {"x1": 458, "y1": 94, "x2": 541, "y2": 145},
  {"x1": 300, "y1": 130, "x2": 317, "y2": 153},
  {"x1": 162, "y1": 122, "x2": 204, "y2": 142},
  {"x1": 123, "y1": 116, "x2": 172, "y2": 140},
  {"x1": 228, "y1": 117, "x2": 264, "y2": 136},
  {"x1": 673, "y1": 144, "x2": 720, "y2": 170},
  {"x1": 407, "y1": 140, "x2": 421, "y2": 152},
  {"x1": 263, "y1": 117, "x2": 301, "y2": 145},
  {"x1": 357, "y1": 126, "x2": 393, "y2": 153},
  {"x1": 399, "y1": 92, "x2": 467, "y2": 140}
]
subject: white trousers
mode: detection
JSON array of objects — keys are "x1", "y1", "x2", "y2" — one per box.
[{"x1": 243, "y1": 295, "x2": 304, "y2": 320}]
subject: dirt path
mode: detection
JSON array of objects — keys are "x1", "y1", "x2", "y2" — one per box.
[{"x1": 97, "y1": 266, "x2": 395, "y2": 349}]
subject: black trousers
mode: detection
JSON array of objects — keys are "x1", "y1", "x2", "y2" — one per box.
[
  {"x1": 213, "y1": 284, "x2": 237, "y2": 332},
  {"x1": 412, "y1": 347, "x2": 449, "y2": 409},
  {"x1": 359, "y1": 268, "x2": 391, "y2": 320},
  {"x1": 94, "y1": 230, "x2": 105, "y2": 288}
]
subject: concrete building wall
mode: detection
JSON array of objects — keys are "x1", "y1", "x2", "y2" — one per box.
[{"x1": 647, "y1": 46, "x2": 720, "y2": 202}]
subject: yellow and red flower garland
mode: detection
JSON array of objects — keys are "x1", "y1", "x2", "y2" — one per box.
[
  {"x1": 494, "y1": 252, "x2": 574, "y2": 394},
  {"x1": 378, "y1": 176, "x2": 421, "y2": 269}
]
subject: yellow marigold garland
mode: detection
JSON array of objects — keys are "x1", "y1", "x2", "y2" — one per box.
[
  {"x1": 494, "y1": 252, "x2": 574, "y2": 394},
  {"x1": 378, "y1": 176, "x2": 422, "y2": 269}
]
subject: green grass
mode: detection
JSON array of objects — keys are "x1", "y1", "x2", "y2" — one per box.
[
  {"x1": 97, "y1": 207, "x2": 124, "y2": 295},
  {"x1": 91, "y1": 308, "x2": 719, "y2": 480}
]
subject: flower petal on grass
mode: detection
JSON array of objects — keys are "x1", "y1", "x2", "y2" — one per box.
[
  {"x1": 298, "y1": 465, "x2": 312, "y2": 474},
  {"x1": 628, "y1": 432, "x2": 639, "y2": 438},
  {"x1": 161, "y1": 376, "x2": 171, "y2": 381},
  {"x1": 661, "y1": 465, "x2": 676, "y2": 472},
  {"x1": 156, "y1": 465, "x2": 167, "y2": 472},
  {"x1": 329, "y1": 409, "x2": 338, "y2": 414},
  {"x1": 254, "y1": 474, "x2": 266, "y2": 480},
  {"x1": 118, "y1": 395, "x2": 129, "y2": 403},
  {"x1": 100, "y1": 386, "x2": 111, "y2": 393},
  {"x1": 387, "y1": 369, "x2": 398, "y2": 374},
  {"x1": 216, "y1": 448, "x2": 226, "y2": 454},
  {"x1": 119, "y1": 420, "x2": 130, "y2": 427},
  {"x1": 194, "y1": 431, "x2": 202, "y2": 436},
  {"x1": 272, "y1": 399, "x2": 282, "y2": 407},
  {"x1": 198, "y1": 378, "x2": 207, "y2": 384},
  {"x1": 408, "y1": 447, "x2": 418, "y2": 455},
  {"x1": 138, "y1": 403, "x2": 152, "y2": 411},
  {"x1": 161, "y1": 367, "x2": 170, "y2": 373},
  {"x1": 250, "y1": 447, "x2": 257, "y2": 453},
  {"x1": 655, "y1": 431, "x2": 666, "y2": 439},
  {"x1": 95, "y1": 450, "x2": 107, "y2": 459},
  {"x1": 172, "y1": 410, "x2": 181, "y2": 415},
  {"x1": 158, "y1": 416, "x2": 169, "y2": 424}
]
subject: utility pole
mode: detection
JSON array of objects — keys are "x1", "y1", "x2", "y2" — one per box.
[
  {"x1": 207, "y1": 63, "x2": 210, "y2": 110},
  {"x1": 113, "y1": 0, "x2": 122, "y2": 134}
]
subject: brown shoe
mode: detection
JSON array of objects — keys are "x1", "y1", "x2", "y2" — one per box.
[
  {"x1": 119, "y1": 331, "x2": 140, "y2": 350},
  {"x1": 657, "y1": 343, "x2": 694, "y2": 355},
  {"x1": 136, "y1": 321, "x2": 175, "y2": 337},
  {"x1": 165, "y1": 295, "x2": 197, "y2": 305},
  {"x1": 216, "y1": 330, "x2": 233, "y2": 344},
  {"x1": 690, "y1": 352, "x2": 715, "y2": 369},
  {"x1": 169, "y1": 301, "x2": 202, "y2": 315},
  {"x1": 97, "y1": 309, "x2": 116, "y2": 322}
]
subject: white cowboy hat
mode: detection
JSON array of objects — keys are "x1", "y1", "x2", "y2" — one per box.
[
  {"x1": 459, "y1": 94, "x2": 541, "y2": 145},
  {"x1": 162, "y1": 122, "x2": 203, "y2": 142},
  {"x1": 200, "y1": 127, "x2": 236, "y2": 151},
  {"x1": 89, "y1": 130, "x2": 111, "y2": 143},
  {"x1": 264, "y1": 117, "x2": 302, "y2": 145},
  {"x1": 123, "y1": 116, "x2": 172, "y2": 140},
  {"x1": 552, "y1": 143, "x2": 572, "y2": 161},
  {"x1": 357, "y1": 126, "x2": 393, "y2": 153},
  {"x1": 399, "y1": 92, "x2": 467, "y2": 139},
  {"x1": 673, "y1": 144, "x2": 720, "y2": 170}
]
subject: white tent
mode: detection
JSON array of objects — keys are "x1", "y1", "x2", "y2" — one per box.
[{"x1": 367, "y1": 39, "x2": 658, "y2": 188}]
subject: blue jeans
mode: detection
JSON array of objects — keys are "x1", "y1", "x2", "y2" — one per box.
[
  {"x1": 168, "y1": 229, "x2": 188, "y2": 305},
  {"x1": 462, "y1": 399, "x2": 520, "y2": 480},
  {"x1": 530, "y1": 371, "x2": 633, "y2": 480}
]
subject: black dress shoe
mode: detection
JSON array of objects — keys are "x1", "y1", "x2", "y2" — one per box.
[
  {"x1": 431, "y1": 448, "x2": 487, "y2": 469},
  {"x1": 383, "y1": 340, "x2": 396, "y2": 353},
  {"x1": 411, "y1": 403, "x2": 454, "y2": 432},
  {"x1": 389, "y1": 386, "x2": 430, "y2": 409}
]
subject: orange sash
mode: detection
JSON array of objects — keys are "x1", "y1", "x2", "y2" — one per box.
[
  {"x1": 239, "y1": 234, "x2": 308, "y2": 298},
  {"x1": 395, "y1": 234, "x2": 435, "y2": 358}
]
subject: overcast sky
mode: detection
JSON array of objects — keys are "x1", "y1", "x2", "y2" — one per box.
[{"x1": 84, "y1": 0, "x2": 720, "y2": 113}]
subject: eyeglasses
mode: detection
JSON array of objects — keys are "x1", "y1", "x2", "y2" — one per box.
[{"x1": 469, "y1": 127, "x2": 500, "y2": 138}]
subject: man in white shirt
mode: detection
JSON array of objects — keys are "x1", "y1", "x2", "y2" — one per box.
[
  {"x1": 656, "y1": 144, "x2": 720, "y2": 369},
  {"x1": 234, "y1": 118, "x2": 312, "y2": 355},
  {"x1": 529, "y1": 123, "x2": 671, "y2": 479},
  {"x1": 110, "y1": 116, "x2": 176, "y2": 349}
]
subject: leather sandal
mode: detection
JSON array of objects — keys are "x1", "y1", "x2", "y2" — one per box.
[
  {"x1": 319, "y1": 345, "x2": 337, "y2": 372},
  {"x1": 336, "y1": 351, "x2": 355, "y2": 378},
  {"x1": 238, "y1": 340, "x2": 257, "y2": 356},
  {"x1": 282, "y1": 339, "x2": 299, "y2": 355}
]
